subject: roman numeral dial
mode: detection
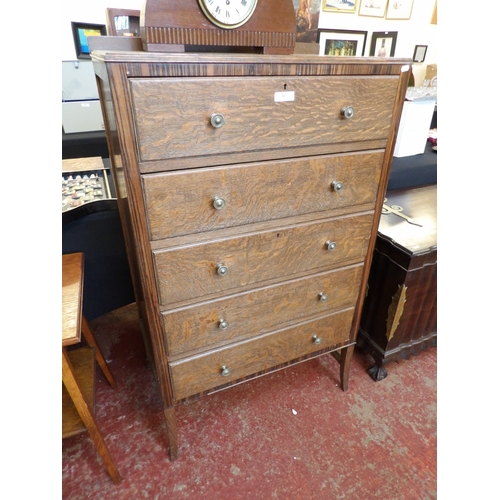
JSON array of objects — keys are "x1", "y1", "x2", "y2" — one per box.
[{"x1": 198, "y1": 0, "x2": 258, "y2": 29}]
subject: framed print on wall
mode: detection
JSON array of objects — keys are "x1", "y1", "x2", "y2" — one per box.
[
  {"x1": 358, "y1": 0, "x2": 388, "y2": 18},
  {"x1": 71, "y1": 22, "x2": 106, "y2": 59},
  {"x1": 322, "y1": 0, "x2": 358, "y2": 14},
  {"x1": 385, "y1": 0, "x2": 414, "y2": 20},
  {"x1": 413, "y1": 45, "x2": 428, "y2": 63},
  {"x1": 370, "y1": 31, "x2": 397, "y2": 57},
  {"x1": 318, "y1": 29, "x2": 367, "y2": 56}
]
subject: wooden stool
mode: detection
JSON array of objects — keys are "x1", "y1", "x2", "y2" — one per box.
[{"x1": 62, "y1": 253, "x2": 121, "y2": 484}]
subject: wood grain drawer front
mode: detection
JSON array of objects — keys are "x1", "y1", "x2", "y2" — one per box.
[
  {"x1": 153, "y1": 213, "x2": 372, "y2": 306},
  {"x1": 164, "y1": 264, "x2": 363, "y2": 356},
  {"x1": 143, "y1": 151, "x2": 384, "y2": 240},
  {"x1": 169, "y1": 309, "x2": 353, "y2": 401},
  {"x1": 130, "y1": 76, "x2": 399, "y2": 162}
]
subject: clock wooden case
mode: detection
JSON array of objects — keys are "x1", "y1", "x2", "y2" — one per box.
[{"x1": 140, "y1": 0, "x2": 297, "y2": 53}]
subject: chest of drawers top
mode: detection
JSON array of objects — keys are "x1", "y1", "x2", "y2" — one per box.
[{"x1": 92, "y1": 51, "x2": 409, "y2": 172}]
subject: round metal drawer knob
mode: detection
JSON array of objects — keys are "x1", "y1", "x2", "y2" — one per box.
[
  {"x1": 318, "y1": 292, "x2": 328, "y2": 302},
  {"x1": 217, "y1": 264, "x2": 229, "y2": 276},
  {"x1": 210, "y1": 113, "x2": 225, "y2": 128},
  {"x1": 331, "y1": 181, "x2": 344, "y2": 192},
  {"x1": 325, "y1": 240, "x2": 337, "y2": 251},
  {"x1": 341, "y1": 106, "x2": 355, "y2": 119},
  {"x1": 312, "y1": 335, "x2": 322, "y2": 345},
  {"x1": 221, "y1": 365, "x2": 231, "y2": 377},
  {"x1": 218, "y1": 319, "x2": 229, "y2": 330},
  {"x1": 213, "y1": 196, "x2": 226, "y2": 210}
]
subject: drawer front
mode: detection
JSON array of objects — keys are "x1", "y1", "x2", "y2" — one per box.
[
  {"x1": 153, "y1": 213, "x2": 372, "y2": 306},
  {"x1": 169, "y1": 309, "x2": 354, "y2": 401},
  {"x1": 130, "y1": 75, "x2": 399, "y2": 162},
  {"x1": 143, "y1": 151, "x2": 384, "y2": 240},
  {"x1": 164, "y1": 264, "x2": 363, "y2": 356}
]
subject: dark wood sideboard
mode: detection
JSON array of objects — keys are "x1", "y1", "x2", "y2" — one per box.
[{"x1": 357, "y1": 184, "x2": 437, "y2": 380}]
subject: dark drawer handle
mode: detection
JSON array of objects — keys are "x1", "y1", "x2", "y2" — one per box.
[{"x1": 210, "y1": 113, "x2": 225, "y2": 128}]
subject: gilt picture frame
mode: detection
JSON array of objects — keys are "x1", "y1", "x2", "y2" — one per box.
[
  {"x1": 385, "y1": 0, "x2": 414, "y2": 20},
  {"x1": 322, "y1": 0, "x2": 358, "y2": 14},
  {"x1": 358, "y1": 0, "x2": 388, "y2": 18}
]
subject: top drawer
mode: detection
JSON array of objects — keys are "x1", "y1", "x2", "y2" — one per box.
[{"x1": 130, "y1": 75, "x2": 399, "y2": 162}]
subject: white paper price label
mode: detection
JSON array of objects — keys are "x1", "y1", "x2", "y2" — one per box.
[{"x1": 274, "y1": 91, "x2": 295, "y2": 102}]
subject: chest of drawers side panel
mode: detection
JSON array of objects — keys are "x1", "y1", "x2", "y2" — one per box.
[
  {"x1": 345, "y1": 63, "x2": 411, "y2": 349},
  {"x1": 93, "y1": 60, "x2": 175, "y2": 408}
]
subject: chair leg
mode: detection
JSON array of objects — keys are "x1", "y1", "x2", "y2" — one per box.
[
  {"x1": 81, "y1": 315, "x2": 117, "y2": 388},
  {"x1": 62, "y1": 348, "x2": 122, "y2": 484}
]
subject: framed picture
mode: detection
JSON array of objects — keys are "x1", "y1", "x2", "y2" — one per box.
[
  {"x1": 358, "y1": 0, "x2": 388, "y2": 18},
  {"x1": 318, "y1": 29, "x2": 367, "y2": 57},
  {"x1": 105, "y1": 8, "x2": 140, "y2": 37},
  {"x1": 71, "y1": 22, "x2": 106, "y2": 59},
  {"x1": 370, "y1": 31, "x2": 397, "y2": 57},
  {"x1": 385, "y1": 0, "x2": 414, "y2": 20},
  {"x1": 322, "y1": 0, "x2": 358, "y2": 14},
  {"x1": 413, "y1": 45, "x2": 428, "y2": 63}
]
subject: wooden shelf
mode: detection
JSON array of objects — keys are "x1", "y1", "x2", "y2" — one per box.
[{"x1": 62, "y1": 347, "x2": 96, "y2": 438}]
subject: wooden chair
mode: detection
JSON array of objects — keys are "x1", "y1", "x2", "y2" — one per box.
[{"x1": 62, "y1": 253, "x2": 121, "y2": 484}]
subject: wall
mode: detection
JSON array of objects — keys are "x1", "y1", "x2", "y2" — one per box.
[
  {"x1": 62, "y1": 0, "x2": 437, "y2": 85},
  {"x1": 62, "y1": 0, "x2": 143, "y2": 60},
  {"x1": 318, "y1": 0, "x2": 437, "y2": 85}
]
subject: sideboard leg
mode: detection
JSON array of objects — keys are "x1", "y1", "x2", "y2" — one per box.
[
  {"x1": 339, "y1": 344, "x2": 355, "y2": 392},
  {"x1": 163, "y1": 407, "x2": 178, "y2": 461},
  {"x1": 367, "y1": 362, "x2": 388, "y2": 382}
]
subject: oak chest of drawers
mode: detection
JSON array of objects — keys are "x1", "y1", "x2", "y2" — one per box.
[{"x1": 91, "y1": 49, "x2": 409, "y2": 459}]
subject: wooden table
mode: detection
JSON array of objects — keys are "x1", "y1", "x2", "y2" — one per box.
[
  {"x1": 357, "y1": 184, "x2": 437, "y2": 380},
  {"x1": 62, "y1": 253, "x2": 121, "y2": 483}
]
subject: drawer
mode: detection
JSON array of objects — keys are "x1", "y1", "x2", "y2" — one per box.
[
  {"x1": 153, "y1": 213, "x2": 373, "y2": 305},
  {"x1": 143, "y1": 151, "x2": 384, "y2": 240},
  {"x1": 164, "y1": 264, "x2": 363, "y2": 356},
  {"x1": 130, "y1": 75, "x2": 399, "y2": 162},
  {"x1": 169, "y1": 309, "x2": 354, "y2": 401}
]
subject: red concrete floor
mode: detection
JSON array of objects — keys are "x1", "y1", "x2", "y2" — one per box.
[{"x1": 62, "y1": 303, "x2": 437, "y2": 499}]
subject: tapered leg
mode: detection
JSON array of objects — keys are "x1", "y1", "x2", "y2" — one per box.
[
  {"x1": 81, "y1": 315, "x2": 117, "y2": 388},
  {"x1": 339, "y1": 344, "x2": 355, "y2": 392},
  {"x1": 62, "y1": 348, "x2": 121, "y2": 483},
  {"x1": 164, "y1": 407, "x2": 178, "y2": 461}
]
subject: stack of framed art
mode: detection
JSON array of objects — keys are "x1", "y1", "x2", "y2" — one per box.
[{"x1": 321, "y1": 0, "x2": 414, "y2": 20}]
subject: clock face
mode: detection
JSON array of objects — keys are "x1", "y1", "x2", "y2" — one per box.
[{"x1": 198, "y1": 0, "x2": 258, "y2": 29}]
